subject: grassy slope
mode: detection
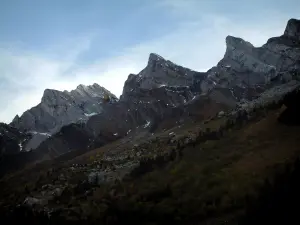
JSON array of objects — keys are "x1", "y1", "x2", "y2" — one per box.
[
  {"x1": 1, "y1": 107, "x2": 300, "y2": 224},
  {"x1": 90, "y1": 108, "x2": 300, "y2": 224}
]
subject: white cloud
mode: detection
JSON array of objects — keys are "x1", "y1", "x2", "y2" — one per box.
[{"x1": 0, "y1": 5, "x2": 295, "y2": 123}]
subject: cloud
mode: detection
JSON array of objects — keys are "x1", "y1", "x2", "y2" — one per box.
[{"x1": 0, "y1": 4, "x2": 296, "y2": 123}]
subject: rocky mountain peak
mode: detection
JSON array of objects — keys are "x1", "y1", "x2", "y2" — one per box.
[
  {"x1": 76, "y1": 84, "x2": 87, "y2": 90},
  {"x1": 284, "y1": 18, "x2": 300, "y2": 40},
  {"x1": 147, "y1": 53, "x2": 165, "y2": 66},
  {"x1": 73, "y1": 83, "x2": 116, "y2": 99},
  {"x1": 12, "y1": 115, "x2": 20, "y2": 124},
  {"x1": 225, "y1": 35, "x2": 254, "y2": 51},
  {"x1": 121, "y1": 53, "x2": 196, "y2": 96},
  {"x1": 41, "y1": 89, "x2": 65, "y2": 105},
  {"x1": 42, "y1": 88, "x2": 57, "y2": 96},
  {"x1": 92, "y1": 83, "x2": 101, "y2": 88}
]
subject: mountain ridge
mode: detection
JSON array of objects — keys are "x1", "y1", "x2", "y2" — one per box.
[{"x1": 3, "y1": 18, "x2": 300, "y2": 163}]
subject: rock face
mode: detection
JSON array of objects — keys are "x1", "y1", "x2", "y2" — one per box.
[
  {"x1": 201, "y1": 19, "x2": 300, "y2": 97},
  {"x1": 122, "y1": 53, "x2": 206, "y2": 96},
  {"x1": 90, "y1": 86, "x2": 194, "y2": 131},
  {"x1": 283, "y1": 19, "x2": 300, "y2": 42},
  {"x1": 10, "y1": 83, "x2": 117, "y2": 150}
]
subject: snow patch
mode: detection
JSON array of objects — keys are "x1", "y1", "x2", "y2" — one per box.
[
  {"x1": 84, "y1": 112, "x2": 98, "y2": 117},
  {"x1": 18, "y1": 142, "x2": 23, "y2": 151},
  {"x1": 143, "y1": 121, "x2": 151, "y2": 128},
  {"x1": 30, "y1": 131, "x2": 51, "y2": 137}
]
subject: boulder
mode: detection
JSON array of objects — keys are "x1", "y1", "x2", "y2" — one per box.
[{"x1": 23, "y1": 197, "x2": 48, "y2": 207}]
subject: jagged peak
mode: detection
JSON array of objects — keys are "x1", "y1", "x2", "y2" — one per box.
[
  {"x1": 12, "y1": 115, "x2": 20, "y2": 124},
  {"x1": 42, "y1": 88, "x2": 61, "y2": 97},
  {"x1": 126, "y1": 73, "x2": 136, "y2": 80},
  {"x1": 43, "y1": 88, "x2": 61, "y2": 94},
  {"x1": 92, "y1": 83, "x2": 100, "y2": 88},
  {"x1": 284, "y1": 18, "x2": 300, "y2": 40},
  {"x1": 147, "y1": 53, "x2": 166, "y2": 65},
  {"x1": 41, "y1": 84, "x2": 114, "y2": 103},
  {"x1": 225, "y1": 35, "x2": 254, "y2": 49},
  {"x1": 41, "y1": 88, "x2": 63, "y2": 103},
  {"x1": 76, "y1": 84, "x2": 86, "y2": 89},
  {"x1": 76, "y1": 83, "x2": 107, "y2": 91}
]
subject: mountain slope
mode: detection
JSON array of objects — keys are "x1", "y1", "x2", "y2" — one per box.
[{"x1": 2, "y1": 80, "x2": 300, "y2": 225}]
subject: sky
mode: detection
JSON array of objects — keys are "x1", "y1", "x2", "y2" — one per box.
[{"x1": 0, "y1": 0, "x2": 299, "y2": 123}]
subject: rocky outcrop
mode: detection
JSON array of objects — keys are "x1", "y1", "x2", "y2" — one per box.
[
  {"x1": 200, "y1": 19, "x2": 300, "y2": 97},
  {"x1": 284, "y1": 19, "x2": 300, "y2": 40},
  {"x1": 0, "y1": 123, "x2": 31, "y2": 155},
  {"x1": 121, "y1": 53, "x2": 204, "y2": 97}
]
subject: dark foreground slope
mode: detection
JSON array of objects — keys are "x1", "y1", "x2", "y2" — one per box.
[{"x1": 1, "y1": 83, "x2": 300, "y2": 225}]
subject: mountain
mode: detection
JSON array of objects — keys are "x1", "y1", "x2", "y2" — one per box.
[
  {"x1": 10, "y1": 83, "x2": 117, "y2": 150},
  {"x1": 31, "y1": 56, "x2": 208, "y2": 159},
  {"x1": 1, "y1": 18, "x2": 300, "y2": 225},
  {"x1": 87, "y1": 54, "x2": 204, "y2": 137},
  {"x1": 5, "y1": 18, "x2": 300, "y2": 171},
  {"x1": 72, "y1": 18, "x2": 300, "y2": 144},
  {"x1": 200, "y1": 19, "x2": 300, "y2": 98}
]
